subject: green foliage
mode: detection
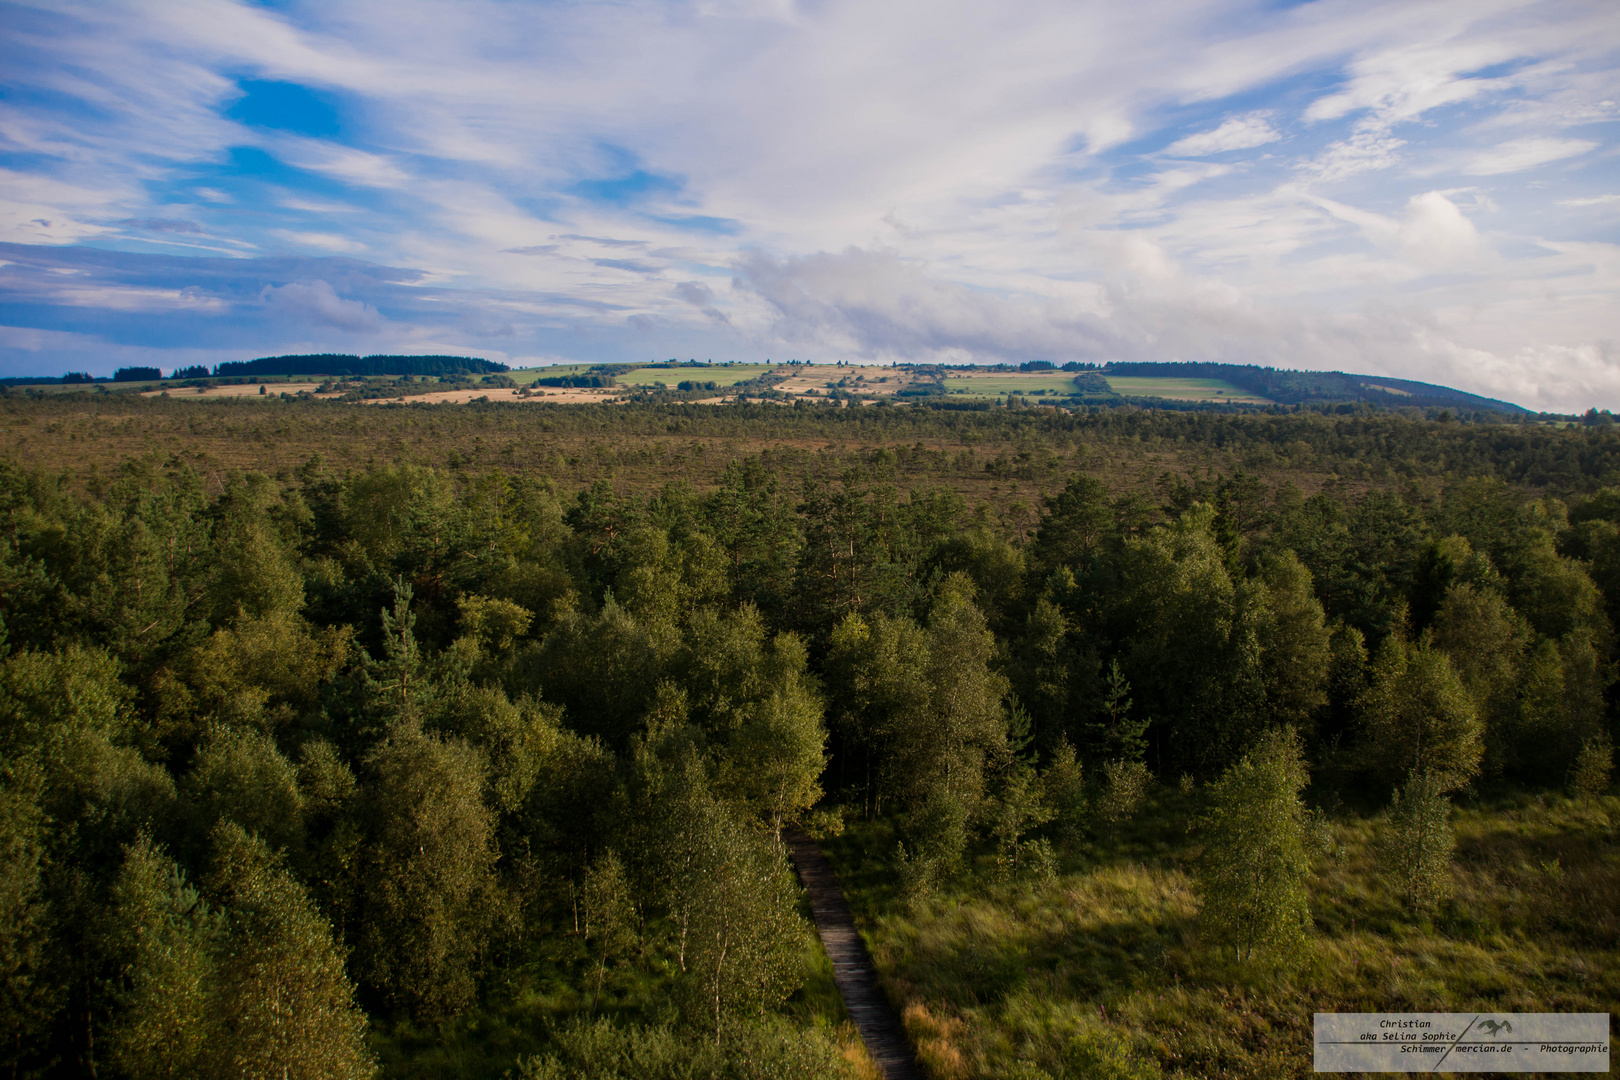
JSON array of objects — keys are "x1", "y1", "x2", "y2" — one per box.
[
  {"x1": 457, "y1": 593, "x2": 534, "y2": 654},
  {"x1": 1382, "y1": 771, "x2": 1456, "y2": 913},
  {"x1": 101, "y1": 834, "x2": 217, "y2": 1077},
  {"x1": 1114, "y1": 511, "x2": 1269, "y2": 773},
  {"x1": 1041, "y1": 740, "x2": 1086, "y2": 842},
  {"x1": 667, "y1": 798, "x2": 808, "y2": 1034},
  {"x1": 1571, "y1": 732, "x2": 1614, "y2": 800},
  {"x1": 1195, "y1": 728, "x2": 1314, "y2": 961},
  {"x1": 580, "y1": 852, "x2": 636, "y2": 1010},
  {"x1": 357, "y1": 726, "x2": 500, "y2": 1021},
  {"x1": 182, "y1": 726, "x2": 305, "y2": 855},
  {"x1": 987, "y1": 763, "x2": 1054, "y2": 878},
  {"x1": 156, "y1": 612, "x2": 351, "y2": 738},
  {"x1": 513, "y1": 1017, "x2": 860, "y2": 1080},
  {"x1": 205, "y1": 821, "x2": 375, "y2": 1080},
  {"x1": 5, "y1": 400, "x2": 1620, "y2": 1076},
  {"x1": 1096, "y1": 760, "x2": 1152, "y2": 832},
  {"x1": 1093, "y1": 659, "x2": 1146, "y2": 763},
  {"x1": 1357, "y1": 639, "x2": 1482, "y2": 791},
  {"x1": 0, "y1": 643, "x2": 134, "y2": 753},
  {"x1": 0, "y1": 764, "x2": 50, "y2": 1072},
  {"x1": 1255, "y1": 551, "x2": 1331, "y2": 727},
  {"x1": 896, "y1": 786, "x2": 972, "y2": 898},
  {"x1": 361, "y1": 578, "x2": 435, "y2": 730}
]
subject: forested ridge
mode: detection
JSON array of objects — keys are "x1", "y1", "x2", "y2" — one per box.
[{"x1": 0, "y1": 397, "x2": 1616, "y2": 1078}]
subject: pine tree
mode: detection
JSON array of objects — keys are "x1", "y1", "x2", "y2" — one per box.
[
  {"x1": 987, "y1": 763, "x2": 1054, "y2": 877},
  {"x1": 1095, "y1": 659, "x2": 1147, "y2": 763},
  {"x1": 1195, "y1": 728, "x2": 1314, "y2": 961},
  {"x1": 361, "y1": 577, "x2": 433, "y2": 729}
]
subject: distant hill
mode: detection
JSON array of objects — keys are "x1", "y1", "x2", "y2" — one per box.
[
  {"x1": 1101, "y1": 362, "x2": 1528, "y2": 414},
  {"x1": 214, "y1": 354, "x2": 508, "y2": 378}
]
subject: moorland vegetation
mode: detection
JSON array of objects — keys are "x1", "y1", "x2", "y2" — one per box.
[{"x1": 0, "y1": 394, "x2": 1615, "y2": 1079}]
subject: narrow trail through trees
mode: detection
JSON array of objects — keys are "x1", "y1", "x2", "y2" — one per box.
[{"x1": 785, "y1": 830, "x2": 926, "y2": 1080}]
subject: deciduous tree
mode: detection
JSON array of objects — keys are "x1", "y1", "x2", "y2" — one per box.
[{"x1": 1195, "y1": 729, "x2": 1314, "y2": 961}]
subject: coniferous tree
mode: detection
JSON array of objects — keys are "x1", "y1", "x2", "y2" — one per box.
[{"x1": 361, "y1": 577, "x2": 434, "y2": 731}]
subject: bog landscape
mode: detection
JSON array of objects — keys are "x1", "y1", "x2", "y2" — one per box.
[{"x1": 0, "y1": 356, "x2": 1615, "y2": 1078}]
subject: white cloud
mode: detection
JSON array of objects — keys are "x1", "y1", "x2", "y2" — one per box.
[
  {"x1": 1298, "y1": 131, "x2": 1408, "y2": 181},
  {"x1": 1457, "y1": 137, "x2": 1598, "y2": 175},
  {"x1": 1397, "y1": 191, "x2": 1484, "y2": 265},
  {"x1": 1165, "y1": 113, "x2": 1279, "y2": 156},
  {"x1": 2, "y1": 0, "x2": 1619, "y2": 405},
  {"x1": 270, "y1": 230, "x2": 367, "y2": 253},
  {"x1": 262, "y1": 280, "x2": 383, "y2": 332}
]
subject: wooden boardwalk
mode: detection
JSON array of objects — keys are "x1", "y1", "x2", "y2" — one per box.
[{"x1": 785, "y1": 830, "x2": 926, "y2": 1080}]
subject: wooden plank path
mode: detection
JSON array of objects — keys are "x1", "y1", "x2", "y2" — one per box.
[{"x1": 785, "y1": 830, "x2": 926, "y2": 1080}]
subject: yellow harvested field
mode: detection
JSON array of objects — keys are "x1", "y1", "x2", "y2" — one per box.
[{"x1": 771, "y1": 364, "x2": 916, "y2": 397}]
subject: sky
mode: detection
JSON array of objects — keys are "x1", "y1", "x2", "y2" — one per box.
[{"x1": 1, "y1": 0, "x2": 1618, "y2": 410}]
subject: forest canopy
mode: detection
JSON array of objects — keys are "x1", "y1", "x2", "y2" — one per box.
[{"x1": 0, "y1": 396, "x2": 1615, "y2": 1078}]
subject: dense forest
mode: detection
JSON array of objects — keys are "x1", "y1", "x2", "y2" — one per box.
[
  {"x1": 0, "y1": 395, "x2": 1616, "y2": 1078},
  {"x1": 215, "y1": 356, "x2": 511, "y2": 379}
]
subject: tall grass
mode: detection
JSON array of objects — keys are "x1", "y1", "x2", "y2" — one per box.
[{"x1": 823, "y1": 791, "x2": 1619, "y2": 1079}]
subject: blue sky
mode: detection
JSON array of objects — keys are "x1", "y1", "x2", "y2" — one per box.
[{"x1": 1, "y1": 0, "x2": 1617, "y2": 409}]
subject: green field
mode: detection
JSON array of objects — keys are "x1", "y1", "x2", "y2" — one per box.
[
  {"x1": 942, "y1": 373, "x2": 1085, "y2": 397},
  {"x1": 616, "y1": 364, "x2": 779, "y2": 388},
  {"x1": 509, "y1": 365, "x2": 594, "y2": 385},
  {"x1": 1104, "y1": 376, "x2": 1271, "y2": 402}
]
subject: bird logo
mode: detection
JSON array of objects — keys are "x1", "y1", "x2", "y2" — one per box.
[{"x1": 1477, "y1": 1019, "x2": 1512, "y2": 1038}]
